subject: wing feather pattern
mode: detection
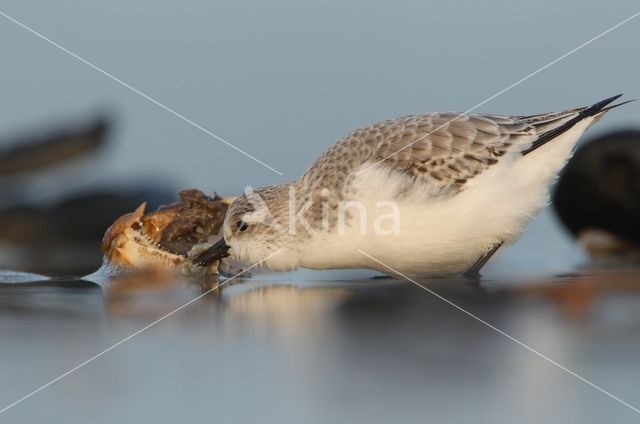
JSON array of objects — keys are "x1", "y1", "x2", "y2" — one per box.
[{"x1": 302, "y1": 95, "x2": 624, "y2": 198}]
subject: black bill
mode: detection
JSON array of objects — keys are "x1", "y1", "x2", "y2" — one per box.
[{"x1": 193, "y1": 238, "x2": 231, "y2": 265}]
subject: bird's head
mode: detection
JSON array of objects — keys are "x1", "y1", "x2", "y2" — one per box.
[{"x1": 194, "y1": 184, "x2": 298, "y2": 271}]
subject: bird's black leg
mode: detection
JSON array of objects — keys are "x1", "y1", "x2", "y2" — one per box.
[{"x1": 463, "y1": 241, "x2": 504, "y2": 280}]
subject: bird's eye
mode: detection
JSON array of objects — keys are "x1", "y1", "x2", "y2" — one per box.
[{"x1": 237, "y1": 220, "x2": 249, "y2": 232}]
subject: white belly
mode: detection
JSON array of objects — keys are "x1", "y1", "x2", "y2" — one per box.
[{"x1": 300, "y1": 119, "x2": 593, "y2": 279}]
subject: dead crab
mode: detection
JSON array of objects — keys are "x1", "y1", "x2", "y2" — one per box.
[{"x1": 101, "y1": 189, "x2": 236, "y2": 276}]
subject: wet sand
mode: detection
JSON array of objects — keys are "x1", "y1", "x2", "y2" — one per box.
[{"x1": 1, "y1": 270, "x2": 640, "y2": 423}]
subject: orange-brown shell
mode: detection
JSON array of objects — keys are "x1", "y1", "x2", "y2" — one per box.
[{"x1": 102, "y1": 190, "x2": 232, "y2": 270}]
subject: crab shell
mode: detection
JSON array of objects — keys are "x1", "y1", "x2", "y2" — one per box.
[{"x1": 102, "y1": 196, "x2": 233, "y2": 275}]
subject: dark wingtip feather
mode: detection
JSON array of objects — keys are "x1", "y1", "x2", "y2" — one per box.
[
  {"x1": 522, "y1": 94, "x2": 628, "y2": 156},
  {"x1": 600, "y1": 98, "x2": 637, "y2": 113},
  {"x1": 581, "y1": 94, "x2": 623, "y2": 117}
]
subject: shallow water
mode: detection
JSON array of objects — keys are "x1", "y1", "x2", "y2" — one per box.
[{"x1": 1, "y1": 268, "x2": 640, "y2": 423}]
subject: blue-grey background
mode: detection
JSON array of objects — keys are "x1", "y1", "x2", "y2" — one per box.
[
  {"x1": 1, "y1": 0, "x2": 639, "y2": 275},
  {"x1": 1, "y1": 1, "x2": 640, "y2": 423}
]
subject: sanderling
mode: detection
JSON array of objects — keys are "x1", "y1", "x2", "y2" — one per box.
[{"x1": 196, "y1": 94, "x2": 629, "y2": 279}]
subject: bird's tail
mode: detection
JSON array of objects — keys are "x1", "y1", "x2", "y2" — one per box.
[
  {"x1": 589, "y1": 96, "x2": 635, "y2": 127},
  {"x1": 522, "y1": 94, "x2": 631, "y2": 155}
]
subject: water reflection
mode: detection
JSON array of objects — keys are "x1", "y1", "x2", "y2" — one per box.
[
  {"x1": 5, "y1": 269, "x2": 640, "y2": 321},
  {"x1": 2, "y1": 272, "x2": 640, "y2": 422}
]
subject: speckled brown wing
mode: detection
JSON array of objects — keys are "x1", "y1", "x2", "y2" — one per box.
[
  {"x1": 363, "y1": 113, "x2": 536, "y2": 188},
  {"x1": 302, "y1": 109, "x2": 585, "y2": 198}
]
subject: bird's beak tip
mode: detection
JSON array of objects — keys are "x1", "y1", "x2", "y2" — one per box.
[{"x1": 193, "y1": 238, "x2": 231, "y2": 266}]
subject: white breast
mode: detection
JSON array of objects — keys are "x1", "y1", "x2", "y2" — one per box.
[{"x1": 299, "y1": 118, "x2": 594, "y2": 278}]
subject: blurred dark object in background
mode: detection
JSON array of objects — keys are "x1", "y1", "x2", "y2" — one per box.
[
  {"x1": 0, "y1": 117, "x2": 108, "y2": 178},
  {"x1": 0, "y1": 115, "x2": 176, "y2": 276},
  {"x1": 0, "y1": 188, "x2": 176, "y2": 275},
  {"x1": 553, "y1": 129, "x2": 640, "y2": 263}
]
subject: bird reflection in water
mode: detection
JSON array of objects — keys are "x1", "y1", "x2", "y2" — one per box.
[{"x1": 98, "y1": 270, "x2": 640, "y2": 324}]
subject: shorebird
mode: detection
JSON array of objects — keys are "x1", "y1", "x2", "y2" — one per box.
[
  {"x1": 196, "y1": 95, "x2": 629, "y2": 279},
  {"x1": 553, "y1": 128, "x2": 640, "y2": 262}
]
